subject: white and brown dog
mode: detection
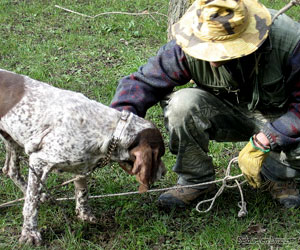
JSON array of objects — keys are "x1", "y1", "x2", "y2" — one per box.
[{"x1": 0, "y1": 69, "x2": 166, "y2": 245}]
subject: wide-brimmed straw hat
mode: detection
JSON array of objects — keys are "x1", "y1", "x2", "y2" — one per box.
[{"x1": 172, "y1": 0, "x2": 271, "y2": 62}]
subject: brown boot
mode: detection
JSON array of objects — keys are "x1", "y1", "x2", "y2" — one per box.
[
  {"x1": 268, "y1": 180, "x2": 300, "y2": 208},
  {"x1": 158, "y1": 184, "x2": 216, "y2": 208}
]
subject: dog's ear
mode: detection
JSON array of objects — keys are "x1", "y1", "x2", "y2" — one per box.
[
  {"x1": 126, "y1": 128, "x2": 165, "y2": 193},
  {"x1": 130, "y1": 143, "x2": 153, "y2": 193}
]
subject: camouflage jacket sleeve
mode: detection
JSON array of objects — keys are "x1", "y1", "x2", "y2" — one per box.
[
  {"x1": 262, "y1": 41, "x2": 300, "y2": 150},
  {"x1": 110, "y1": 40, "x2": 191, "y2": 117}
]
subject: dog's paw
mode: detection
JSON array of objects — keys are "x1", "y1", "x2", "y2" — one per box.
[
  {"x1": 76, "y1": 207, "x2": 98, "y2": 224},
  {"x1": 19, "y1": 228, "x2": 42, "y2": 246}
]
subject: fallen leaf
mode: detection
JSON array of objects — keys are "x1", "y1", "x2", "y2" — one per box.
[{"x1": 243, "y1": 224, "x2": 266, "y2": 235}]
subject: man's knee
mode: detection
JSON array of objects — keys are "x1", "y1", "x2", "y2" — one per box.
[{"x1": 163, "y1": 88, "x2": 212, "y2": 127}]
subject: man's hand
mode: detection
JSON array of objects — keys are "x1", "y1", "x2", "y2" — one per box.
[{"x1": 238, "y1": 133, "x2": 270, "y2": 188}]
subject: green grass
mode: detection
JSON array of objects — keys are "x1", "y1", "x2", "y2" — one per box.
[{"x1": 0, "y1": 0, "x2": 300, "y2": 249}]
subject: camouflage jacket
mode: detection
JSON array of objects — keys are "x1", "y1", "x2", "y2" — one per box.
[{"x1": 110, "y1": 24, "x2": 300, "y2": 152}]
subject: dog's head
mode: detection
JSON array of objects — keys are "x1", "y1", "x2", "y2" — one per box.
[{"x1": 119, "y1": 128, "x2": 166, "y2": 193}]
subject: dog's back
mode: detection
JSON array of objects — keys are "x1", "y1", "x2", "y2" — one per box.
[
  {"x1": 0, "y1": 69, "x2": 122, "y2": 152},
  {"x1": 0, "y1": 69, "x2": 158, "y2": 165}
]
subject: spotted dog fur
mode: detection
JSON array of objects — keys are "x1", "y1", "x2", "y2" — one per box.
[{"x1": 0, "y1": 69, "x2": 165, "y2": 245}]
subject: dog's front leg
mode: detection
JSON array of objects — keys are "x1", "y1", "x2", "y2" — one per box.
[
  {"x1": 19, "y1": 159, "x2": 49, "y2": 246},
  {"x1": 74, "y1": 176, "x2": 97, "y2": 223},
  {"x1": 1, "y1": 134, "x2": 27, "y2": 194}
]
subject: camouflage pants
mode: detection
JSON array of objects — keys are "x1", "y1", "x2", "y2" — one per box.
[{"x1": 161, "y1": 88, "x2": 300, "y2": 188}]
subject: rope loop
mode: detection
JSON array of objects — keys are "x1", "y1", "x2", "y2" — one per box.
[{"x1": 195, "y1": 157, "x2": 248, "y2": 217}]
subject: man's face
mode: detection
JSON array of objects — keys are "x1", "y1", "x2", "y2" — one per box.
[{"x1": 209, "y1": 60, "x2": 231, "y2": 67}]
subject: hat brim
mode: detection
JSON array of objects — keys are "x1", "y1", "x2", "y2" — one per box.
[{"x1": 172, "y1": 0, "x2": 272, "y2": 61}]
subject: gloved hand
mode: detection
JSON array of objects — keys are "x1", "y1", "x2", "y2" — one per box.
[{"x1": 238, "y1": 136, "x2": 270, "y2": 188}]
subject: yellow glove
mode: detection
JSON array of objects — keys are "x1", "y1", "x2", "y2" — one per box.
[{"x1": 238, "y1": 136, "x2": 270, "y2": 188}]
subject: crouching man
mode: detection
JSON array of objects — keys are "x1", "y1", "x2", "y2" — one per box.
[{"x1": 111, "y1": 0, "x2": 300, "y2": 209}]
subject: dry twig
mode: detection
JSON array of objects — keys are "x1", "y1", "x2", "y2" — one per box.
[
  {"x1": 272, "y1": 0, "x2": 300, "y2": 22},
  {"x1": 54, "y1": 5, "x2": 167, "y2": 19}
]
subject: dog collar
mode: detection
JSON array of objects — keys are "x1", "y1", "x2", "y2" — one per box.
[
  {"x1": 95, "y1": 110, "x2": 132, "y2": 169},
  {"x1": 112, "y1": 110, "x2": 132, "y2": 140}
]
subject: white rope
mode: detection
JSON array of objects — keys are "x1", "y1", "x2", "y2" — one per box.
[
  {"x1": 0, "y1": 157, "x2": 247, "y2": 216},
  {"x1": 0, "y1": 197, "x2": 25, "y2": 208},
  {"x1": 195, "y1": 157, "x2": 247, "y2": 216}
]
